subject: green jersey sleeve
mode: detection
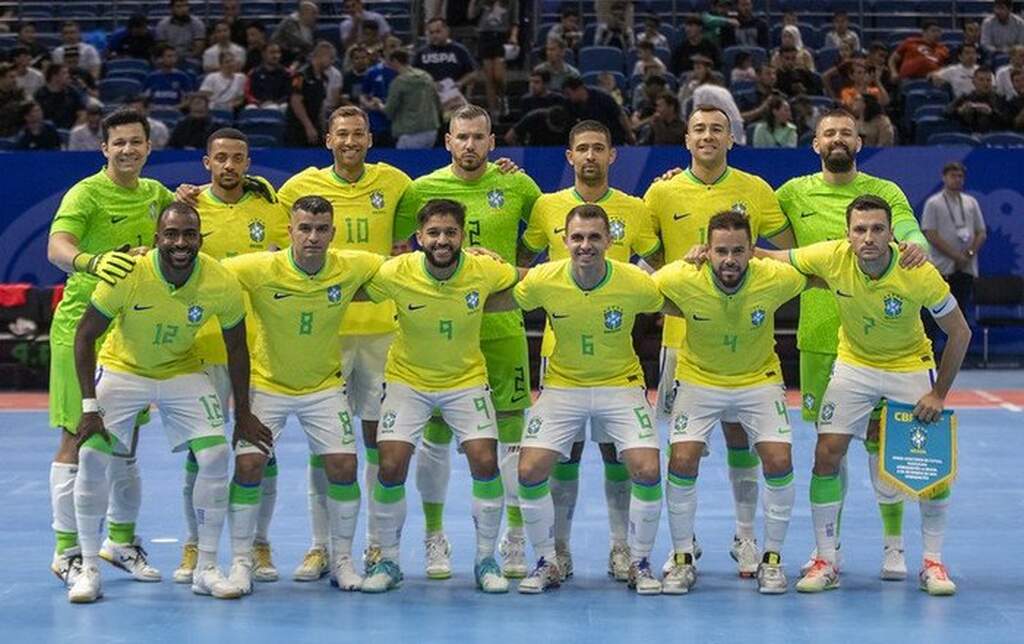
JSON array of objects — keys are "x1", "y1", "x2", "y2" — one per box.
[{"x1": 394, "y1": 182, "x2": 425, "y2": 242}]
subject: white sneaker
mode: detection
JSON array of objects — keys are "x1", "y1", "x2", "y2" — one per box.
[
  {"x1": 881, "y1": 546, "x2": 908, "y2": 581},
  {"x1": 362, "y1": 544, "x2": 382, "y2": 574},
  {"x1": 227, "y1": 556, "x2": 253, "y2": 595},
  {"x1": 293, "y1": 546, "x2": 330, "y2": 582},
  {"x1": 518, "y1": 557, "x2": 561, "y2": 594},
  {"x1": 498, "y1": 531, "x2": 527, "y2": 579},
  {"x1": 474, "y1": 556, "x2": 509, "y2": 593},
  {"x1": 608, "y1": 542, "x2": 630, "y2": 582},
  {"x1": 330, "y1": 555, "x2": 363, "y2": 591},
  {"x1": 662, "y1": 552, "x2": 697, "y2": 595},
  {"x1": 173, "y1": 542, "x2": 198, "y2": 584},
  {"x1": 661, "y1": 536, "x2": 703, "y2": 575},
  {"x1": 554, "y1": 541, "x2": 573, "y2": 580},
  {"x1": 51, "y1": 546, "x2": 83, "y2": 588},
  {"x1": 252, "y1": 541, "x2": 279, "y2": 582},
  {"x1": 192, "y1": 564, "x2": 244, "y2": 599},
  {"x1": 99, "y1": 537, "x2": 161, "y2": 582},
  {"x1": 729, "y1": 536, "x2": 759, "y2": 578},
  {"x1": 795, "y1": 559, "x2": 840, "y2": 593},
  {"x1": 68, "y1": 564, "x2": 102, "y2": 603},
  {"x1": 801, "y1": 544, "x2": 842, "y2": 576},
  {"x1": 362, "y1": 559, "x2": 402, "y2": 593},
  {"x1": 919, "y1": 559, "x2": 956, "y2": 596},
  {"x1": 424, "y1": 532, "x2": 452, "y2": 580},
  {"x1": 628, "y1": 558, "x2": 662, "y2": 595},
  {"x1": 756, "y1": 552, "x2": 787, "y2": 594}
]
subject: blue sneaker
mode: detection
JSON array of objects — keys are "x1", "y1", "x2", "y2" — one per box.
[
  {"x1": 361, "y1": 559, "x2": 402, "y2": 593},
  {"x1": 474, "y1": 556, "x2": 509, "y2": 593}
]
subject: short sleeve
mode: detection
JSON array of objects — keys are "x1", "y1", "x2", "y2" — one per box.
[
  {"x1": 651, "y1": 263, "x2": 682, "y2": 308},
  {"x1": 485, "y1": 256, "x2": 517, "y2": 293},
  {"x1": 642, "y1": 183, "x2": 662, "y2": 237},
  {"x1": 393, "y1": 182, "x2": 424, "y2": 242},
  {"x1": 90, "y1": 275, "x2": 129, "y2": 319},
  {"x1": 753, "y1": 179, "x2": 789, "y2": 238},
  {"x1": 216, "y1": 273, "x2": 246, "y2": 329},
  {"x1": 521, "y1": 201, "x2": 549, "y2": 253},
  {"x1": 919, "y1": 264, "x2": 953, "y2": 310},
  {"x1": 634, "y1": 269, "x2": 665, "y2": 313},
  {"x1": 357, "y1": 252, "x2": 386, "y2": 284},
  {"x1": 773, "y1": 262, "x2": 808, "y2": 303},
  {"x1": 516, "y1": 174, "x2": 543, "y2": 224},
  {"x1": 364, "y1": 265, "x2": 392, "y2": 303},
  {"x1": 920, "y1": 197, "x2": 939, "y2": 231},
  {"x1": 512, "y1": 271, "x2": 538, "y2": 311},
  {"x1": 630, "y1": 202, "x2": 661, "y2": 257},
  {"x1": 157, "y1": 183, "x2": 175, "y2": 211},
  {"x1": 220, "y1": 254, "x2": 253, "y2": 291},
  {"x1": 774, "y1": 180, "x2": 797, "y2": 226},
  {"x1": 50, "y1": 182, "x2": 92, "y2": 239},
  {"x1": 970, "y1": 195, "x2": 986, "y2": 230},
  {"x1": 788, "y1": 240, "x2": 838, "y2": 276}
]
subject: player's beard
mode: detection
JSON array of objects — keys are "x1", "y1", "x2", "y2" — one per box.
[
  {"x1": 822, "y1": 144, "x2": 855, "y2": 173},
  {"x1": 216, "y1": 174, "x2": 241, "y2": 191},
  {"x1": 425, "y1": 243, "x2": 459, "y2": 268},
  {"x1": 578, "y1": 163, "x2": 606, "y2": 185},
  {"x1": 714, "y1": 261, "x2": 744, "y2": 289},
  {"x1": 455, "y1": 151, "x2": 486, "y2": 173}
]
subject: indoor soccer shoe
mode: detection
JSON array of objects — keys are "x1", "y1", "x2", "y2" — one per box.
[
  {"x1": 517, "y1": 557, "x2": 561, "y2": 594},
  {"x1": 499, "y1": 531, "x2": 528, "y2": 579},
  {"x1": 99, "y1": 537, "x2": 161, "y2": 582},
  {"x1": 173, "y1": 543, "x2": 198, "y2": 584},
  {"x1": 795, "y1": 559, "x2": 840, "y2": 593},
  {"x1": 192, "y1": 564, "x2": 244, "y2": 599},
  {"x1": 919, "y1": 559, "x2": 956, "y2": 596},
  {"x1": 627, "y1": 558, "x2": 662, "y2": 595},
  {"x1": 662, "y1": 552, "x2": 696, "y2": 595},
  {"x1": 51, "y1": 546, "x2": 84, "y2": 588},
  {"x1": 424, "y1": 532, "x2": 452, "y2": 580},
  {"x1": 330, "y1": 555, "x2": 363, "y2": 592},
  {"x1": 661, "y1": 536, "x2": 703, "y2": 575},
  {"x1": 252, "y1": 541, "x2": 279, "y2": 582},
  {"x1": 474, "y1": 556, "x2": 509, "y2": 593},
  {"x1": 362, "y1": 560, "x2": 402, "y2": 593},
  {"x1": 881, "y1": 546, "x2": 908, "y2": 581},
  {"x1": 293, "y1": 546, "x2": 330, "y2": 581},
  {"x1": 554, "y1": 541, "x2": 574, "y2": 580},
  {"x1": 801, "y1": 544, "x2": 842, "y2": 576},
  {"x1": 67, "y1": 564, "x2": 102, "y2": 604},
  {"x1": 608, "y1": 542, "x2": 630, "y2": 582},
  {"x1": 363, "y1": 544, "x2": 383, "y2": 574},
  {"x1": 756, "y1": 552, "x2": 787, "y2": 595},
  {"x1": 730, "y1": 536, "x2": 759, "y2": 578},
  {"x1": 227, "y1": 556, "x2": 254, "y2": 595}
]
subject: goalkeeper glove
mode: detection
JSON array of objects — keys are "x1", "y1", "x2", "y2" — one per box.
[{"x1": 72, "y1": 247, "x2": 136, "y2": 286}]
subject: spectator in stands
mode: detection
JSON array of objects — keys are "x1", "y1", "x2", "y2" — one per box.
[
  {"x1": 340, "y1": 0, "x2": 391, "y2": 49},
  {"x1": 144, "y1": 45, "x2": 196, "y2": 109},
  {"x1": 738, "y1": 63, "x2": 781, "y2": 123},
  {"x1": 273, "y1": 0, "x2": 319, "y2": 66},
  {"x1": 12, "y1": 47, "x2": 44, "y2": 99},
  {"x1": 839, "y1": 58, "x2": 890, "y2": 109},
  {"x1": 822, "y1": 42, "x2": 857, "y2": 97},
  {"x1": 200, "y1": 52, "x2": 246, "y2": 112},
  {"x1": 106, "y1": 15, "x2": 155, "y2": 61},
  {"x1": 597, "y1": 71, "x2": 624, "y2": 106},
  {"x1": 995, "y1": 44, "x2": 1024, "y2": 98},
  {"x1": 982, "y1": 0, "x2": 1024, "y2": 55},
  {"x1": 679, "y1": 54, "x2": 725, "y2": 102},
  {"x1": 246, "y1": 43, "x2": 291, "y2": 111},
  {"x1": 469, "y1": 0, "x2": 519, "y2": 117},
  {"x1": 244, "y1": 23, "x2": 268, "y2": 73},
  {"x1": 169, "y1": 93, "x2": 216, "y2": 148},
  {"x1": 946, "y1": 66, "x2": 1009, "y2": 133},
  {"x1": 751, "y1": 95, "x2": 797, "y2": 148},
  {"x1": 866, "y1": 41, "x2": 898, "y2": 95},
  {"x1": 636, "y1": 16, "x2": 670, "y2": 50},
  {"x1": 64, "y1": 50, "x2": 99, "y2": 103},
  {"x1": 593, "y1": 1, "x2": 635, "y2": 50},
  {"x1": 534, "y1": 38, "x2": 580, "y2": 92},
  {"x1": 671, "y1": 15, "x2": 721, "y2": 75},
  {"x1": 34, "y1": 64, "x2": 84, "y2": 130},
  {"x1": 341, "y1": 44, "x2": 372, "y2": 105},
  {"x1": 701, "y1": 0, "x2": 738, "y2": 49},
  {"x1": 630, "y1": 74, "x2": 668, "y2": 129},
  {"x1": 370, "y1": 48, "x2": 440, "y2": 149},
  {"x1": 14, "y1": 22, "x2": 48, "y2": 63},
  {"x1": 562, "y1": 76, "x2": 634, "y2": 144},
  {"x1": 772, "y1": 25, "x2": 815, "y2": 72},
  {"x1": 824, "y1": 10, "x2": 861, "y2": 52},
  {"x1": 692, "y1": 80, "x2": 747, "y2": 144},
  {"x1": 52, "y1": 22, "x2": 101, "y2": 81},
  {"x1": 15, "y1": 101, "x2": 59, "y2": 150},
  {"x1": 156, "y1": 0, "x2": 207, "y2": 61},
  {"x1": 730, "y1": 51, "x2": 758, "y2": 83},
  {"x1": 931, "y1": 43, "x2": 981, "y2": 99},
  {"x1": 127, "y1": 95, "x2": 170, "y2": 149},
  {"x1": 547, "y1": 6, "x2": 582, "y2": 52},
  {"x1": 220, "y1": 0, "x2": 248, "y2": 46},
  {"x1": 415, "y1": 17, "x2": 477, "y2": 90},
  {"x1": 67, "y1": 102, "x2": 103, "y2": 151},
  {"x1": 203, "y1": 21, "x2": 247, "y2": 73},
  {"x1": 286, "y1": 40, "x2": 335, "y2": 146},
  {"x1": 520, "y1": 69, "x2": 564, "y2": 115},
  {"x1": 0, "y1": 63, "x2": 23, "y2": 137},
  {"x1": 361, "y1": 36, "x2": 400, "y2": 147},
  {"x1": 644, "y1": 91, "x2": 685, "y2": 145},
  {"x1": 890, "y1": 20, "x2": 949, "y2": 80},
  {"x1": 775, "y1": 45, "x2": 823, "y2": 96},
  {"x1": 1005, "y1": 69, "x2": 1024, "y2": 128},
  {"x1": 734, "y1": 0, "x2": 769, "y2": 49},
  {"x1": 850, "y1": 93, "x2": 894, "y2": 146},
  {"x1": 790, "y1": 94, "x2": 821, "y2": 137},
  {"x1": 632, "y1": 41, "x2": 668, "y2": 79},
  {"x1": 349, "y1": 18, "x2": 385, "y2": 55},
  {"x1": 504, "y1": 103, "x2": 572, "y2": 146}
]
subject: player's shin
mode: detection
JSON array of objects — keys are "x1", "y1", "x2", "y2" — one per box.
[
  {"x1": 308, "y1": 455, "x2": 329, "y2": 548},
  {"x1": 628, "y1": 480, "x2": 663, "y2": 563},
  {"x1": 866, "y1": 440, "x2": 904, "y2": 549},
  {"x1": 604, "y1": 460, "x2": 630, "y2": 547},
  {"x1": 518, "y1": 479, "x2": 556, "y2": 561},
  {"x1": 75, "y1": 438, "x2": 113, "y2": 567},
  {"x1": 107, "y1": 456, "x2": 141, "y2": 545},
  {"x1": 190, "y1": 438, "x2": 231, "y2": 569},
  {"x1": 228, "y1": 480, "x2": 262, "y2": 559},
  {"x1": 327, "y1": 479, "x2": 360, "y2": 559},
  {"x1": 364, "y1": 447, "x2": 380, "y2": 546},
  {"x1": 255, "y1": 457, "x2": 278, "y2": 544},
  {"x1": 472, "y1": 475, "x2": 504, "y2": 562},
  {"x1": 809, "y1": 473, "x2": 843, "y2": 564},
  {"x1": 50, "y1": 461, "x2": 78, "y2": 554},
  {"x1": 727, "y1": 447, "x2": 761, "y2": 541},
  {"x1": 666, "y1": 471, "x2": 698, "y2": 555},
  {"x1": 550, "y1": 460, "x2": 580, "y2": 545},
  {"x1": 373, "y1": 480, "x2": 406, "y2": 562},
  {"x1": 417, "y1": 417, "x2": 453, "y2": 535},
  {"x1": 762, "y1": 471, "x2": 795, "y2": 554},
  {"x1": 921, "y1": 486, "x2": 951, "y2": 562},
  {"x1": 182, "y1": 452, "x2": 199, "y2": 543}
]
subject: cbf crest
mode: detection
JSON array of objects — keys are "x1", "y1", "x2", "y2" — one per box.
[
  {"x1": 466, "y1": 290, "x2": 480, "y2": 310},
  {"x1": 604, "y1": 306, "x2": 623, "y2": 331},
  {"x1": 370, "y1": 190, "x2": 385, "y2": 210},
  {"x1": 187, "y1": 304, "x2": 204, "y2": 325},
  {"x1": 731, "y1": 201, "x2": 749, "y2": 216},
  {"x1": 327, "y1": 284, "x2": 342, "y2": 303},
  {"x1": 609, "y1": 218, "x2": 626, "y2": 241},
  {"x1": 527, "y1": 417, "x2": 543, "y2": 436},
  {"x1": 148, "y1": 202, "x2": 159, "y2": 220},
  {"x1": 883, "y1": 293, "x2": 903, "y2": 319},
  {"x1": 750, "y1": 306, "x2": 766, "y2": 327},
  {"x1": 487, "y1": 188, "x2": 505, "y2": 209},
  {"x1": 248, "y1": 219, "x2": 266, "y2": 243}
]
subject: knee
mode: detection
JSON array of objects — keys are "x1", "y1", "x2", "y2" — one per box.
[
  {"x1": 56, "y1": 430, "x2": 79, "y2": 463},
  {"x1": 758, "y1": 449, "x2": 793, "y2": 478},
  {"x1": 377, "y1": 457, "x2": 407, "y2": 486},
  {"x1": 812, "y1": 440, "x2": 846, "y2": 475},
  {"x1": 234, "y1": 453, "x2": 266, "y2": 483},
  {"x1": 324, "y1": 454, "x2": 357, "y2": 482},
  {"x1": 668, "y1": 445, "x2": 700, "y2": 477},
  {"x1": 471, "y1": 451, "x2": 499, "y2": 480},
  {"x1": 630, "y1": 460, "x2": 661, "y2": 486},
  {"x1": 193, "y1": 442, "x2": 230, "y2": 478},
  {"x1": 517, "y1": 454, "x2": 550, "y2": 486}
]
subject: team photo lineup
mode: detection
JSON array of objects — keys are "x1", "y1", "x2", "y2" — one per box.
[{"x1": 45, "y1": 98, "x2": 971, "y2": 605}]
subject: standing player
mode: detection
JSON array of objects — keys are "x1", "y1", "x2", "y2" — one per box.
[
  {"x1": 775, "y1": 108, "x2": 929, "y2": 579},
  {"x1": 512, "y1": 204, "x2": 665, "y2": 595},
  {"x1": 68, "y1": 202, "x2": 271, "y2": 602},
  {"x1": 519, "y1": 120, "x2": 661, "y2": 581},
  {"x1": 652, "y1": 210, "x2": 806, "y2": 595},
  {"x1": 393, "y1": 105, "x2": 541, "y2": 579},
  {"x1": 643, "y1": 105, "x2": 795, "y2": 576},
  {"x1": 360, "y1": 199, "x2": 516, "y2": 594},
  {"x1": 276, "y1": 105, "x2": 411, "y2": 580},
  {"x1": 222, "y1": 196, "x2": 384, "y2": 593},
  {"x1": 756, "y1": 196, "x2": 970, "y2": 595},
  {"x1": 174, "y1": 128, "x2": 289, "y2": 585},
  {"x1": 46, "y1": 109, "x2": 173, "y2": 589}
]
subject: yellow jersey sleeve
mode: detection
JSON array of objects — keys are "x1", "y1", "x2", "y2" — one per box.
[
  {"x1": 513, "y1": 269, "x2": 541, "y2": 311},
  {"x1": 917, "y1": 263, "x2": 953, "y2": 310},
  {"x1": 751, "y1": 176, "x2": 790, "y2": 238},
  {"x1": 630, "y1": 201, "x2": 662, "y2": 258},
  {"x1": 788, "y1": 240, "x2": 844, "y2": 278},
  {"x1": 90, "y1": 271, "x2": 133, "y2": 320},
  {"x1": 522, "y1": 199, "x2": 550, "y2": 253},
  {"x1": 771, "y1": 260, "x2": 809, "y2": 303}
]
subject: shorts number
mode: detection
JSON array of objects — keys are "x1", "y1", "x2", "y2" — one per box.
[
  {"x1": 863, "y1": 316, "x2": 875, "y2": 335},
  {"x1": 338, "y1": 411, "x2": 354, "y2": 442},
  {"x1": 152, "y1": 323, "x2": 179, "y2": 345},
  {"x1": 473, "y1": 396, "x2": 490, "y2": 419},
  {"x1": 513, "y1": 366, "x2": 526, "y2": 397},
  {"x1": 775, "y1": 400, "x2": 787, "y2": 418},
  {"x1": 633, "y1": 406, "x2": 654, "y2": 439},
  {"x1": 467, "y1": 220, "x2": 481, "y2": 246},
  {"x1": 723, "y1": 334, "x2": 738, "y2": 352},
  {"x1": 344, "y1": 217, "x2": 369, "y2": 244},
  {"x1": 581, "y1": 334, "x2": 595, "y2": 356},
  {"x1": 198, "y1": 394, "x2": 224, "y2": 426},
  {"x1": 299, "y1": 312, "x2": 314, "y2": 335},
  {"x1": 440, "y1": 319, "x2": 453, "y2": 340}
]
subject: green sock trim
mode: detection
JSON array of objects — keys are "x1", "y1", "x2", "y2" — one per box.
[
  {"x1": 423, "y1": 417, "x2": 454, "y2": 444},
  {"x1": 189, "y1": 435, "x2": 227, "y2": 452},
  {"x1": 328, "y1": 481, "x2": 361, "y2": 502},
  {"x1": 374, "y1": 481, "x2": 406, "y2": 504},
  {"x1": 82, "y1": 433, "x2": 113, "y2": 454},
  {"x1": 604, "y1": 462, "x2": 629, "y2": 482},
  {"x1": 810, "y1": 474, "x2": 842, "y2": 504},
  {"x1": 506, "y1": 504, "x2": 524, "y2": 527},
  {"x1": 230, "y1": 481, "x2": 262, "y2": 505},
  {"x1": 928, "y1": 485, "x2": 951, "y2": 501},
  {"x1": 765, "y1": 471, "x2": 795, "y2": 487},
  {"x1": 518, "y1": 479, "x2": 550, "y2": 500},
  {"x1": 263, "y1": 457, "x2": 278, "y2": 478},
  {"x1": 497, "y1": 414, "x2": 524, "y2": 444},
  {"x1": 365, "y1": 447, "x2": 379, "y2": 465},
  {"x1": 878, "y1": 501, "x2": 903, "y2": 537},
  {"x1": 667, "y1": 471, "x2": 696, "y2": 487},
  {"x1": 552, "y1": 461, "x2": 580, "y2": 481},
  {"x1": 309, "y1": 454, "x2": 325, "y2": 468},
  {"x1": 107, "y1": 521, "x2": 135, "y2": 545},
  {"x1": 864, "y1": 439, "x2": 880, "y2": 455},
  {"x1": 55, "y1": 530, "x2": 78, "y2": 554},
  {"x1": 631, "y1": 480, "x2": 663, "y2": 502},
  {"x1": 472, "y1": 475, "x2": 504, "y2": 500},
  {"x1": 423, "y1": 501, "x2": 444, "y2": 532},
  {"x1": 727, "y1": 447, "x2": 760, "y2": 469}
]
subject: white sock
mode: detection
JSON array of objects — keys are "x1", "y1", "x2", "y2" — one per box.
[
  {"x1": 74, "y1": 446, "x2": 111, "y2": 560},
  {"x1": 868, "y1": 449, "x2": 905, "y2": 550},
  {"x1": 308, "y1": 456, "x2": 329, "y2": 549},
  {"x1": 836, "y1": 455, "x2": 848, "y2": 543},
  {"x1": 326, "y1": 480, "x2": 360, "y2": 560},
  {"x1": 921, "y1": 492, "x2": 951, "y2": 562},
  {"x1": 727, "y1": 457, "x2": 759, "y2": 540},
  {"x1": 192, "y1": 443, "x2": 230, "y2": 563},
  {"x1": 50, "y1": 462, "x2": 78, "y2": 547},
  {"x1": 255, "y1": 457, "x2": 277, "y2": 543},
  {"x1": 107, "y1": 456, "x2": 141, "y2": 529},
  {"x1": 228, "y1": 481, "x2": 261, "y2": 558},
  {"x1": 182, "y1": 453, "x2": 198, "y2": 543},
  {"x1": 373, "y1": 480, "x2": 406, "y2": 562},
  {"x1": 518, "y1": 480, "x2": 556, "y2": 561},
  {"x1": 666, "y1": 473, "x2": 698, "y2": 554},
  {"x1": 628, "y1": 481, "x2": 663, "y2": 563},
  {"x1": 499, "y1": 444, "x2": 523, "y2": 536},
  {"x1": 810, "y1": 474, "x2": 842, "y2": 564},
  {"x1": 604, "y1": 462, "x2": 630, "y2": 546},
  {"x1": 550, "y1": 462, "x2": 579, "y2": 546},
  {"x1": 471, "y1": 475, "x2": 504, "y2": 563},
  {"x1": 364, "y1": 449, "x2": 380, "y2": 546},
  {"x1": 762, "y1": 472, "x2": 795, "y2": 554},
  {"x1": 415, "y1": 438, "x2": 451, "y2": 508}
]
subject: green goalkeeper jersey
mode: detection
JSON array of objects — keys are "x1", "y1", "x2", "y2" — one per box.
[
  {"x1": 775, "y1": 171, "x2": 928, "y2": 354},
  {"x1": 395, "y1": 162, "x2": 542, "y2": 340}
]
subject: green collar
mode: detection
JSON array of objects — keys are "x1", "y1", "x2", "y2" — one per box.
[
  {"x1": 569, "y1": 259, "x2": 612, "y2": 292},
  {"x1": 421, "y1": 250, "x2": 464, "y2": 284},
  {"x1": 684, "y1": 166, "x2": 731, "y2": 186},
  {"x1": 571, "y1": 187, "x2": 613, "y2": 203},
  {"x1": 152, "y1": 250, "x2": 200, "y2": 291},
  {"x1": 288, "y1": 246, "x2": 327, "y2": 278},
  {"x1": 856, "y1": 244, "x2": 897, "y2": 282},
  {"x1": 705, "y1": 261, "x2": 749, "y2": 296},
  {"x1": 331, "y1": 165, "x2": 366, "y2": 185},
  {"x1": 204, "y1": 186, "x2": 251, "y2": 206}
]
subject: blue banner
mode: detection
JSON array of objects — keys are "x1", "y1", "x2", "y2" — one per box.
[{"x1": 879, "y1": 401, "x2": 957, "y2": 499}]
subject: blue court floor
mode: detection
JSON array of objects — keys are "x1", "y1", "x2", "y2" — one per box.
[{"x1": 2, "y1": 380, "x2": 1022, "y2": 643}]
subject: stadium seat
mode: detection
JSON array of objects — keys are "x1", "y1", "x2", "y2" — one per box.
[
  {"x1": 106, "y1": 59, "x2": 150, "y2": 75},
  {"x1": 237, "y1": 109, "x2": 285, "y2": 124},
  {"x1": 730, "y1": 79, "x2": 756, "y2": 94},
  {"x1": 0, "y1": 137, "x2": 16, "y2": 150},
  {"x1": 886, "y1": 29, "x2": 920, "y2": 49},
  {"x1": 902, "y1": 89, "x2": 950, "y2": 131},
  {"x1": 238, "y1": 120, "x2": 285, "y2": 142},
  {"x1": 914, "y1": 117, "x2": 959, "y2": 144},
  {"x1": 149, "y1": 108, "x2": 183, "y2": 127},
  {"x1": 974, "y1": 275, "x2": 1024, "y2": 366},
  {"x1": 980, "y1": 132, "x2": 1024, "y2": 148},
  {"x1": 722, "y1": 46, "x2": 767, "y2": 75},
  {"x1": 914, "y1": 104, "x2": 946, "y2": 120},
  {"x1": 899, "y1": 79, "x2": 932, "y2": 96},
  {"x1": 583, "y1": 24, "x2": 599, "y2": 46},
  {"x1": 927, "y1": 132, "x2": 979, "y2": 146},
  {"x1": 104, "y1": 69, "x2": 147, "y2": 84},
  {"x1": 315, "y1": 24, "x2": 342, "y2": 51},
  {"x1": 57, "y1": 128, "x2": 69, "y2": 148},
  {"x1": 815, "y1": 47, "x2": 841, "y2": 72},
  {"x1": 98, "y1": 78, "x2": 143, "y2": 105},
  {"x1": 246, "y1": 133, "x2": 280, "y2": 148},
  {"x1": 807, "y1": 96, "x2": 835, "y2": 110},
  {"x1": 578, "y1": 46, "x2": 626, "y2": 74}
]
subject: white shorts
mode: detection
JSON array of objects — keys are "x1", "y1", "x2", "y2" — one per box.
[
  {"x1": 656, "y1": 347, "x2": 678, "y2": 424},
  {"x1": 205, "y1": 364, "x2": 232, "y2": 423},
  {"x1": 95, "y1": 367, "x2": 225, "y2": 453},
  {"x1": 539, "y1": 356, "x2": 610, "y2": 446},
  {"x1": 239, "y1": 386, "x2": 358, "y2": 456},
  {"x1": 341, "y1": 332, "x2": 393, "y2": 422},
  {"x1": 817, "y1": 360, "x2": 935, "y2": 440},
  {"x1": 668, "y1": 380, "x2": 793, "y2": 446},
  {"x1": 523, "y1": 387, "x2": 659, "y2": 459},
  {"x1": 377, "y1": 381, "x2": 498, "y2": 446}
]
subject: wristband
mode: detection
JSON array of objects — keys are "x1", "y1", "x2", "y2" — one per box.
[
  {"x1": 72, "y1": 252, "x2": 96, "y2": 273},
  {"x1": 82, "y1": 398, "x2": 100, "y2": 414}
]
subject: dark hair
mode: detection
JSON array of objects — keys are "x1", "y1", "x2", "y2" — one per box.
[
  {"x1": 644, "y1": 74, "x2": 668, "y2": 86},
  {"x1": 157, "y1": 201, "x2": 201, "y2": 229},
  {"x1": 845, "y1": 194, "x2": 892, "y2": 225},
  {"x1": 292, "y1": 195, "x2": 333, "y2": 217},
  {"x1": 561, "y1": 76, "x2": 585, "y2": 90},
  {"x1": 959, "y1": 42, "x2": 978, "y2": 53},
  {"x1": 127, "y1": 93, "x2": 150, "y2": 107},
  {"x1": 426, "y1": 16, "x2": 447, "y2": 28},
  {"x1": 328, "y1": 104, "x2": 370, "y2": 129},
  {"x1": 61, "y1": 20, "x2": 80, "y2": 31},
  {"x1": 418, "y1": 198, "x2": 466, "y2": 229},
  {"x1": 818, "y1": 105, "x2": 857, "y2": 126},
  {"x1": 834, "y1": 9, "x2": 849, "y2": 18},
  {"x1": 564, "y1": 203, "x2": 610, "y2": 235},
  {"x1": 10, "y1": 46, "x2": 29, "y2": 59},
  {"x1": 154, "y1": 43, "x2": 176, "y2": 58},
  {"x1": 206, "y1": 127, "x2": 248, "y2": 151},
  {"x1": 127, "y1": 14, "x2": 147, "y2": 29},
  {"x1": 869, "y1": 40, "x2": 888, "y2": 53},
  {"x1": 569, "y1": 119, "x2": 611, "y2": 146},
  {"x1": 861, "y1": 93, "x2": 884, "y2": 121},
  {"x1": 994, "y1": 0, "x2": 1012, "y2": 8},
  {"x1": 387, "y1": 48, "x2": 409, "y2": 65},
  {"x1": 974, "y1": 65, "x2": 994, "y2": 76},
  {"x1": 102, "y1": 109, "x2": 151, "y2": 142},
  {"x1": 942, "y1": 161, "x2": 966, "y2": 175},
  {"x1": 637, "y1": 40, "x2": 655, "y2": 52},
  {"x1": 0, "y1": 62, "x2": 13, "y2": 76},
  {"x1": 44, "y1": 63, "x2": 65, "y2": 82},
  {"x1": 735, "y1": 51, "x2": 752, "y2": 65},
  {"x1": 560, "y1": 6, "x2": 580, "y2": 18},
  {"x1": 764, "y1": 95, "x2": 790, "y2": 128},
  {"x1": 689, "y1": 103, "x2": 732, "y2": 128},
  {"x1": 921, "y1": 19, "x2": 940, "y2": 31},
  {"x1": 656, "y1": 91, "x2": 680, "y2": 112},
  {"x1": 684, "y1": 15, "x2": 702, "y2": 27},
  {"x1": 530, "y1": 69, "x2": 551, "y2": 84},
  {"x1": 708, "y1": 210, "x2": 752, "y2": 243}
]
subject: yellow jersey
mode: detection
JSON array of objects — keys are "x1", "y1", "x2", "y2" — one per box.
[
  {"x1": 643, "y1": 166, "x2": 790, "y2": 348},
  {"x1": 365, "y1": 251, "x2": 518, "y2": 392},
  {"x1": 277, "y1": 162, "x2": 412, "y2": 335},
  {"x1": 789, "y1": 240, "x2": 951, "y2": 372},
  {"x1": 222, "y1": 248, "x2": 383, "y2": 396},
  {"x1": 515, "y1": 259, "x2": 663, "y2": 388},
  {"x1": 652, "y1": 259, "x2": 806, "y2": 388},
  {"x1": 92, "y1": 251, "x2": 245, "y2": 380}
]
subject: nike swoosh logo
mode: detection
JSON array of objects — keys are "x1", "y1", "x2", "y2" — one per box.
[
  {"x1": 673, "y1": 213, "x2": 691, "y2": 221},
  {"x1": 476, "y1": 423, "x2": 492, "y2": 431},
  {"x1": 132, "y1": 304, "x2": 153, "y2": 311},
  {"x1": 510, "y1": 394, "x2": 528, "y2": 403},
  {"x1": 202, "y1": 231, "x2": 214, "y2": 238},
  {"x1": 836, "y1": 290, "x2": 853, "y2": 298},
  {"x1": 692, "y1": 315, "x2": 710, "y2": 321},
  {"x1": 551, "y1": 313, "x2": 569, "y2": 319},
  {"x1": 800, "y1": 212, "x2": 815, "y2": 218},
  {"x1": 110, "y1": 216, "x2": 128, "y2": 224},
  {"x1": 273, "y1": 293, "x2": 292, "y2": 299},
  {"x1": 408, "y1": 304, "x2": 426, "y2": 310},
  {"x1": 554, "y1": 227, "x2": 566, "y2": 234}
]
